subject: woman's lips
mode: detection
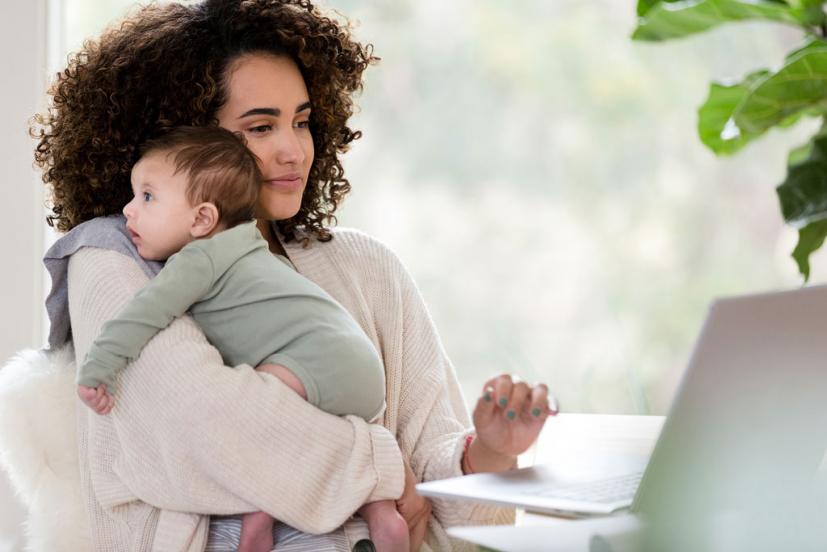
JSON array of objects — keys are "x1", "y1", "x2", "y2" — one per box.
[{"x1": 263, "y1": 174, "x2": 303, "y2": 192}]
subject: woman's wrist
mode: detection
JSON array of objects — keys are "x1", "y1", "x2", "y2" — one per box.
[
  {"x1": 464, "y1": 435, "x2": 518, "y2": 474},
  {"x1": 368, "y1": 425, "x2": 406, "y2": 502}
]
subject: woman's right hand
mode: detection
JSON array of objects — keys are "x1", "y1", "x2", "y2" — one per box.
[
  {"x1": 395, "y1": 459, "x2": 431, "y2": 551},
  {"x1": 472, "y1": 374, "x2": 557, "y2": 466}
]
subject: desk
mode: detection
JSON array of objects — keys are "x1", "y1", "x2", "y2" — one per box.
[
  {"x1": 523, "y1": 413, "x2": 664, "y2": 462},
  {"x1": 451, "y1": 413, "x2": 664, "y2": 551},
  {"x1": 520, "y1": 413, "x2": 663, "y2": 525}
]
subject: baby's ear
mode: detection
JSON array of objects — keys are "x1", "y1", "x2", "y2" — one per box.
[{"x1": 191, "y1": 202, "x2": 220, "y2": 238}]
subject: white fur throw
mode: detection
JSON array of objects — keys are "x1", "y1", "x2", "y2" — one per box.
[{"x1": 0, "y1": 345, "x2": 90, "y2": 551}]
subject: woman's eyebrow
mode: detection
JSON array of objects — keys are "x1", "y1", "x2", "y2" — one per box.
[
  {"x1": 238, "y1": 107, "x2": 279, "y2": 118},
  {"x1": 238, "y1": 102, "x2": 312, "y2": 119}
]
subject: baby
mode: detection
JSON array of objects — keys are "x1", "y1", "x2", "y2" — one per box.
[{"x1": 76, "y1": 126, "x2": 409, "y2": 552}]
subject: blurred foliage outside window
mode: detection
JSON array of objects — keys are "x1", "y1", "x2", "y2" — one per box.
[{"x1": 60, "y1": 0, "x2": 827, "y2": 415}]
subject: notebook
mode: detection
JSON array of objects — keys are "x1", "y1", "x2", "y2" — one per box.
[{"x1": 418, "y1": 284, "x2": 827, "y2": 529}]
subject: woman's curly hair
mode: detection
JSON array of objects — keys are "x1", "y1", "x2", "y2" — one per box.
[{"x1": 32, "y1": 0, "x2": 377, "y2": 243}]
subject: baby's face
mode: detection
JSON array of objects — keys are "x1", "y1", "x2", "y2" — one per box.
[{"x1": 123, "y1": 151, "x2": 196, "y2": 261}]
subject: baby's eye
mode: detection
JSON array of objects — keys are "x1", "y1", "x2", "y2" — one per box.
[{"x1": 143, "y1": 192, "x2": 153, "y2": 202}]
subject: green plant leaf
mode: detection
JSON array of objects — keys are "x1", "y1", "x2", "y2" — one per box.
[
  {"x1": 777, "y1": 130, "x2": 827, "y2": 228},
  {"x1": 637, "y1": 0, "x2": 659, "y2": 16},
  {"x1": 734, "y1": 49, "x2": 827, "y2": 135},
  {"x1": 792, "y1": 220, "x2": 827, "y2": 281},
  {"x1": 697, "y1": 39, "x2": 827, "y2": 156},
  {"x1": 637, "y1": 0, "x2": 681, "y2": 16},
  {"x1": 632, "y1": 0, "x2": 820, "y2": 42},
  {"x1": 784, "y1": 36, "x2": 827, "y2": 62},
  {"x1": 788, "y1": 137, "x2": 817, "y2": 165},
  {"x1": 786, "y1": 0, "x2": 826, "y2": 10},
  {"x1": 777, "y1": 127, "x2": 827, "y2": 278},
  {"x1": 698, "y1": 70, "x2": 771, "y2": 155}
]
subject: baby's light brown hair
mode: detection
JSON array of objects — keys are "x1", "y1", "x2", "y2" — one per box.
[{"x1": 140, "y1": 126, "x2": 261, "y2": 228}]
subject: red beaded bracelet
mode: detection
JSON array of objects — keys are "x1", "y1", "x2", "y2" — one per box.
[{"x1": 463, "y1": 434, "x2": 475, "y2": 474}]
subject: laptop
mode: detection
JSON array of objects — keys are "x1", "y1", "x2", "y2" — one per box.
[{"x1": 418, "y1": 284, "x2": 827, "y2": 542}]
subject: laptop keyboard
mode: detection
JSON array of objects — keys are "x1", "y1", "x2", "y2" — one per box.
[{"x1": 523, "y1": 471, "x2": 644, "y2": 504}]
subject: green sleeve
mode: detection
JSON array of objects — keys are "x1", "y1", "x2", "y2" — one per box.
[{"x1": 76, "y1": 246, "x2": 215, "y2": 392}]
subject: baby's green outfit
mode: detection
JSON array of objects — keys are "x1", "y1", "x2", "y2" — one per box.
[{"x1": 77, "y1": 220, "x2": 385, "y2": 421}]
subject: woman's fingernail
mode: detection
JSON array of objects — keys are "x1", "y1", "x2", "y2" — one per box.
[
  {"x1": 506, "y1": 409, "x2": 516, "y2": 420},
  {"x1": 498, "y1": 397, "x2": 508, "y2": 407},
  {"x1": 532, "y1": 407, "x2": 541, "y2": 417},
  {"x1": 549, "y1": 396, "x2": 560, "y2": 413},
  {"x1": 484, "y1": 392, "x2": 492, "y2": 402}
]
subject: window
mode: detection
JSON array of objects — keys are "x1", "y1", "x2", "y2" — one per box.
[{"x1": 57, "y1": 0, "x2": 820, "y2": 414}]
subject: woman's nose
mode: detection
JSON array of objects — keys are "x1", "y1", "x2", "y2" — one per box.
[{"x1": 275, "y1": 130, "x2": 306, "y2": 166}]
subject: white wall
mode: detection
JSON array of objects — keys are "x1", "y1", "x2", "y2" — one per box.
[
  {"x1": 0, "y1": 4, "x2": 48, "y2": 358},
  {"x1": 0, "y1": 1, "x2": 49, "y2": 548}
]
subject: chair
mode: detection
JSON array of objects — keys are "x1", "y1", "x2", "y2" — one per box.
[{"x1": 0, "y1": 345, "x2": 90, "y2": 551}]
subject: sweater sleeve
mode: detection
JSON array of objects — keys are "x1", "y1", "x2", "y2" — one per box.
[
  {"x1": 356, "y1": 236, "x2": 516, "y2": 530},
  {"x1": 77, "y1": 247, "x2": 215, "y2": 393},
  {"x1": 68, "y1": 247, "x2": 404, "y2": 535}
]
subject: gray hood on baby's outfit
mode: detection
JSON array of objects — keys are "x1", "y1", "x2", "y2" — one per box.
[{"x1": 42, "y1": 214, "x2": 163, "y2": 349}]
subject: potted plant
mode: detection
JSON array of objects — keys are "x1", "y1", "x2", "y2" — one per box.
[{"x1": 633, "y1": 0, "x2": 827, "y2": 280}]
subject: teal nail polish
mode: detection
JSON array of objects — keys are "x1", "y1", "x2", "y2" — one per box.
[
  {"x1": 532, "y1": 408, "x2": 541, "y2": 417},
  {"x1": 484, "y1": 392, "x2": 492, "y2": 402},
  {"x1": 506, "y1": 409, "x2": 516, "y2": 420},
  {"x1": 498, "y1": 397, "x2": 508, "y2": 407}
]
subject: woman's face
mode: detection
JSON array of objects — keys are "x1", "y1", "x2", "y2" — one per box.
[{"x1": 216, "y1": 53, "x2": 314, "y2": 222}]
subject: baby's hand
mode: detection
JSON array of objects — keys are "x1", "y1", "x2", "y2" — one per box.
[{"x1": 77, "y1": 384, "x2": 115, "y2": 415}]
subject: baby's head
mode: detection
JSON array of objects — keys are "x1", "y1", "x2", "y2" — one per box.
[{"x1": 123, "y1": 126, "x2": 261, "y2": 261}]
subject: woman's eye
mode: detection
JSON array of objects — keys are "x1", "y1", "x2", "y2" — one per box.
[
  {"x1": 142, "y1": 192, "x2": 153, "y2": 202},
  {"x1": 249, "y1": 124, "x2": 272, "y2": 134},
  {"x1": 296, "y1": 120, "x2": 310, "y2": 129}
]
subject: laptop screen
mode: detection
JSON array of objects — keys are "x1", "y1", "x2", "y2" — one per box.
[{"x1": 631, "y1": 285, "x2": 827, "y2": 550}]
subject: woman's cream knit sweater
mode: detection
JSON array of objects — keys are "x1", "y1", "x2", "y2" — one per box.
[{"x1": 68, "y1": 227, "x2": 513, "y2": 551}]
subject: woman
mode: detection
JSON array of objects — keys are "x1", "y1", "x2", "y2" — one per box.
[{"x1": 34, "y1": 0, "x2": 556, "y2": 550}]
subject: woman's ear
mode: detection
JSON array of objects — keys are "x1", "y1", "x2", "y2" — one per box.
[{"x1": 191, "y1": 203, "x2": 221, "y2": 238}]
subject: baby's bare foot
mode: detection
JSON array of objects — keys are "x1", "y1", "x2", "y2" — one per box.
[
  {"x1": 238, "y1": 511, "x2": 275, "y2": 552},
  {"x1": 360, "y1": 502, "x2": 409, "y2": 552},
  {"x1": 369, "y1": 519, "x2": 409, "y2": 552}
]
